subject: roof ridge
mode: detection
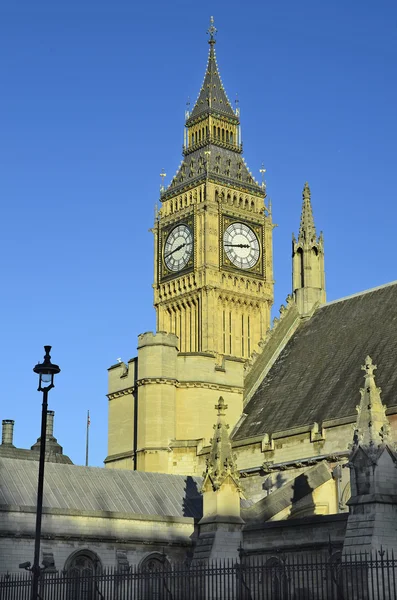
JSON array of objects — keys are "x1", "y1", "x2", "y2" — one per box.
[{"x1": 320, "y1": 280, "x2": 397, "y2": 308}]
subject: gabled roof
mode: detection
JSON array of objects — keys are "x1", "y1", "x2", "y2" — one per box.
[
  {"x1": 0, "y1": 457, "x2": 203, "y2": 519},
  {"x1": 234, "y1": 281, "x2": 397, "y2": 441}
]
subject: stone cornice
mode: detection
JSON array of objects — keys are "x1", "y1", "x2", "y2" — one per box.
[
  {"x1": 104, "y1": 450, "x2": 134, "y2": 463},
  {"x1": 137, "y1": 377, "x2": 177, "y2": 387},
  {"x1": 107, "y1": 387, "x2": 135, "y2": 400},
  {"x1": 137, "y1": 377, "x2": 243, "y2": 393}
]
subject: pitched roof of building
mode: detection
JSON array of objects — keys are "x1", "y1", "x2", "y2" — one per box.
[
  {"x1": 0, "y1": 446, "x2": 72, "y2": 464},
  {"x1": 234, "y1": 281, "x2": 397, "y2": 441},
  {"x1": 0, "y1": 457, "x2": 203, "y2": 519}
]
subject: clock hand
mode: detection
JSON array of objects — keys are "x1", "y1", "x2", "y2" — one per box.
[
  {"x1": 224, "y1": 243, "x2": 250, "y2": 248},
  {"x1": 164, "y1": 243, "x2": 186, "y2": 259}
]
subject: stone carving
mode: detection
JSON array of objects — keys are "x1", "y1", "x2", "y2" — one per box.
[{"x1": 202, "y1": 397, "x2": 241, "y2": 492}]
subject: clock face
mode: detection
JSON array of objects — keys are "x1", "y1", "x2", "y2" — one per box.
[
  {"x1": 223, "y1": 222, "x2": 260, "y2": 269},
  {"x1": 164, "y1": 224, "x2": 193, "y2": 272}
]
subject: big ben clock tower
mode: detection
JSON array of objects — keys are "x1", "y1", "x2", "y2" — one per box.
[
  {"x1": 107, "y1": 19, "x2": 274, "y2": 474},
  {"x1": 154, "y1": 18, "x2": 274, "y2": 359}
]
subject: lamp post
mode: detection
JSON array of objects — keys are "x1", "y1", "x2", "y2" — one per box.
[{"x1": 31, "y1": 346, "x2": 60, "y2": 600}]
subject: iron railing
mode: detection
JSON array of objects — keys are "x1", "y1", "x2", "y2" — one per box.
[{"x1": 1, "y1": 550, "x2": 397, "y2": 600}]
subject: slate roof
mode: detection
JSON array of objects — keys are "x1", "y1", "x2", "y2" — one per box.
[
  {"x1": 0, "y1": 445, "x2": 72, "y2": 464},
  {"x1": 233, "y1": 282, "x2": 397, "y2": 441},
  {"x1": 187, "y1": 44, "x2": 237, "y2": 123},
  {"x1": 165, "y1": 146, "x2": 263, "y2": 198},
  {"x1": 0, "y1": 457, "x2": 203, "y2": 519}
]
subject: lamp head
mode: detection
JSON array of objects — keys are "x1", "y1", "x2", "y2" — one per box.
[{"x1": 33, "y1": 346, "x2": 61, "y2": 391}]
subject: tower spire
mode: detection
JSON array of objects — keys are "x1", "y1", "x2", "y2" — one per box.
[
  {"x1": 354, "y1": 356, "x2": 390, "y2": 447},
  {"x1": 163, "y1": 17, "x2": 264, "y2": 200},
  {"x1": 298, "y1": 182, "x2": 316, "y2": 243},
  {"x1": 187, "y1": 18, "x2": 236, "y2": 122},
  {"x1": 292, "y1": 182, "x2": 326, "y2": 316}
]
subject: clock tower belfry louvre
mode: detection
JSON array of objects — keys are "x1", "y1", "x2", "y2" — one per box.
[
  {"x1": 106, "y1": 19, "x2": 274, "y2": 474},
  {"x1": 154, "y1": 18, "x2": 273, "y2": 359}
]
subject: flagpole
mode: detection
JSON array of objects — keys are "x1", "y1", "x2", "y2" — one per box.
[{"x1": 85, "y1": 410, "x2": 90, "y2": 467}]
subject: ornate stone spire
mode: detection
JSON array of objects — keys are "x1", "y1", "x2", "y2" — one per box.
[
  {"x1": 354, "y1": 356, "x2": 391, "y2": 447},
  {"x1": 298, "y1": 182, "x2": 317, "y2": 244},
  {"x1": 292, "y1": 182, "x2": 326, "y2": 315},
  {"x1": 188, "y1": 17, "x2": 236, "y2": 122},
  {"x1": 202, "y1": 397, "x2": 240, "y2": 491}
]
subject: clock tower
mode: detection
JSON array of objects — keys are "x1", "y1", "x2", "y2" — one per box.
[
  {"x1": 106, "y1": 19, "x2": 274, "y2": 474},
  {"x1": 154, "y1": 18, "x2": 274, "y2": 360}
]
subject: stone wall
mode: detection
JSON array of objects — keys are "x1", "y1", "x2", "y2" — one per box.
[{"x1": 0, "y1": 506, "x2": 196, "y2": 575}]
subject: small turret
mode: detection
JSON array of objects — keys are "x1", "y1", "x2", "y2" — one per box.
[{"x1": 292, "y1": 182, "x2": 326, "y2": 316}]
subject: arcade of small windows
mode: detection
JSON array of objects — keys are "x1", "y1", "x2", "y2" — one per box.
[
  {"x1": 188, "y1": 126, "x2": 234, "y2": 146},
  {"x1": 212, "y1": 126, "x2": 234, "y2": 143}
]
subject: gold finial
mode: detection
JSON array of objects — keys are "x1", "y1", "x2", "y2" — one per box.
[
  {"x1": 160, "y1": 168, "x2": 166, "y2": 193},
  {"x1": 215, "y1": 396, "x2": 228, "y2": 415},
  {"x1": 207, "y1": 16, "x2": 217, "y2": 45},
  {"x1": 259, "y1": 163, "x2": 266, "y2": 190},
  {"x1": 303, "y1": 181, "x2": 311, "y2": 199}
]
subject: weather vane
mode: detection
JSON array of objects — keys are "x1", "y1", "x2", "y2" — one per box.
[{"x1": 207, "y1": 16, "x2": 217, "y2": 44}]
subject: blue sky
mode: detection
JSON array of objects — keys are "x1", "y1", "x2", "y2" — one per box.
[{"x1": 0, "y1": 1, "x2": 396, "y2": 467}]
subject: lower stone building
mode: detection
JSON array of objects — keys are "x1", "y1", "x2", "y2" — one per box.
[{"x1": 1, "y1": 355, "x2": 395, "y2": 577}]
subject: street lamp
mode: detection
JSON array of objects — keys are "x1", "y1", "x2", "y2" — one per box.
[{"x1": 31, "y1": 346, "x2": 60, "y2": 600}]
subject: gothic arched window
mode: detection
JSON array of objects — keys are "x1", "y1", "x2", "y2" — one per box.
[
  {"x1": 65, "y1": 550, "x2": 101, "y2": 600},
  {"x1": 139, "y1": 553, "x2": 171, "y2": 600},
  {"x1": 263, "y1": 557, "x2": 288, "y2": 600}
]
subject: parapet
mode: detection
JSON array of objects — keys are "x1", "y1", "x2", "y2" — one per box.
[
  {"x1": 137, "y1": 331, "x2": 179, "y2": 350},
  {"x1": 108, "y1": 358, "x2": 137, "y2": 394}
]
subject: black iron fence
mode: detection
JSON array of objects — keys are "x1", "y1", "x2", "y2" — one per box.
[{"x1": 1, "y1": 550, "x2": 397, "y2": 600}]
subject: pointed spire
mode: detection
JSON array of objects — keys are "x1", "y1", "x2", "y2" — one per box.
[
  {"x1": 298, "y1": 182, "x2": 317, "y2": 244},
  {"x1": 187, "y1": 17, "x2": 237, "y2": 123},
  {"x1": 202, "y1": 397, "x2": 240, "y2": 491},
  {"x1": 354, "y1": 356, "x2": 391, "y2": 447}
]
